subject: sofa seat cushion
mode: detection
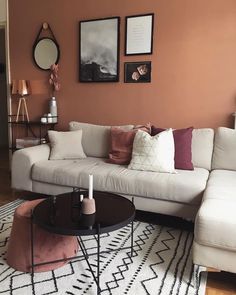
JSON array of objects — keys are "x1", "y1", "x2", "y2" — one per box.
[
  {"x1": 195, "y1": 170, "x2": 236, "y2": 250},
  {"x1": 195, "y1": 199, "x2": 236, "y2": 251},
  {"x1": 203, "y1": 170, "x2": 236, "y2": 201},
  {"x1": 32, "y1": 157, "x2": 209, "y2": 205}
]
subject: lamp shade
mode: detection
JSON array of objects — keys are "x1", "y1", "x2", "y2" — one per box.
[{"x1": 12, "y1": 80, "x2": 31, "y2": 96}]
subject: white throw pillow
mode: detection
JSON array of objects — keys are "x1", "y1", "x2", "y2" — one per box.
[
  {"x1": 128, "y1": 129, "x2": 176, "y2": 173},
  {"x1": 48, "y1": 130, "x2": 86, "y2": 160},
  {"x1": 212, "y1": 127, "x2": 236, "y2": 170}
]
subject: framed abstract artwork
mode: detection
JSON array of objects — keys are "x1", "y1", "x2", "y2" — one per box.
[
  {"x1": 125, "y1": 13, "x2": 154, "y2": 55},
  {"x1": 79, "y1": 17, "x2": 120, "y2": 82},
  {"x1": 124, "y1": 61, "x2": 151, "y2": 83}
]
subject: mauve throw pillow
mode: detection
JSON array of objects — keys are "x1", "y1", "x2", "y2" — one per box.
[
  {"x1": 108, "y1": 124, "x2": 151, "y2": 165},
  {"x1": 151, "y1": 126, "x2": 194, "y2": 170}
]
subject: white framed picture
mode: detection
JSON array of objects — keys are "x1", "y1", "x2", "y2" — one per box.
[{"x1": 125, "y1": 13, "x2": 154, "y2": 55}]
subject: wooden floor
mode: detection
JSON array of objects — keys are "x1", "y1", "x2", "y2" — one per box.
[{"x1": 0, "y1": 148, "x2": 236, "y2": 295}]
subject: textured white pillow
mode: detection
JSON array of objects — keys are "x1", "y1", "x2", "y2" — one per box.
[
  {"x1": 128, "y1": 129, "x2": 176, "y2": 173},
  {"x1": 48, "y1": 130, "x2": 86, "y2": 160}
]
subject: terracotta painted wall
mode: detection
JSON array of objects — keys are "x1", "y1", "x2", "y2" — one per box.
[{"x1": 9, "y1": 0, "x2": 236, "y2": 129}]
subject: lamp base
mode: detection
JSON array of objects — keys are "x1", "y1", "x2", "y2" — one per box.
[{"x1": 16, "y1": 97, "x2": 29, "y2": 122}]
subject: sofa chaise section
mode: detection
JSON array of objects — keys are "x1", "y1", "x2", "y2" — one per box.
[{"x1": 193, "y1": 127, "x2": 236, "y2": 273}]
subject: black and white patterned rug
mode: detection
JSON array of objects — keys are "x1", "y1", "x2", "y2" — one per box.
[{"x1": 0, "y1": 200, "x2": 207, "y2": 295}]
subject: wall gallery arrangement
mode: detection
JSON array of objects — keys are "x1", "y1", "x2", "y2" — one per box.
[{"x1": 79, "y1": 13, "x2": 154, "y2": 83}]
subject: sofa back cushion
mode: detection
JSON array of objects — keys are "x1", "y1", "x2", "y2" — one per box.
[
  {"x1": 212, "y1": 127, "x2": 236, "y2": 170},
  {"x1": 69, "y1": 121, "x2": 133, "y2": 158},
  {"x1": 191, "y1": 128, "x2": 214, "y2": 170}
]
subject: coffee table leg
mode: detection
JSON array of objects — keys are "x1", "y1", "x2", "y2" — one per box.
[
  {"x1": 131, "y1": 197, "x2": 134, "y2": 257},
  {"x1": 97, "y1": 224, "x2": 101, "y2": 295},
  {"x1": 131, "y1": 220, "x2": 134, "y2": 257}
]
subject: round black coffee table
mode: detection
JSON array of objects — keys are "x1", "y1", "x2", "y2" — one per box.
[{"x1": 31, "y1": 191, "x2": 135, "y2": 294}]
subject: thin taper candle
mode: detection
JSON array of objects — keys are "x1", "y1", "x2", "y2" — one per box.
[{"x1": 89, "y1": 174, "x2": 93, "y2": 199}]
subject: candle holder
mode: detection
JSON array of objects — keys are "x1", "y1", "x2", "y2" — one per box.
[
  {"x1": 80, "y1": 213, "x2": 96, "y2": 228},
  {"x1": 81, "y1": 197, "x2": 96, "y2": 215}
]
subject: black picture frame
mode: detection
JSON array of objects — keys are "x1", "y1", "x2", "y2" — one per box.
[
  {"x1": 124, "y1": 61, "x2": 151, "y2": 83},
  {"x1": 79, "y1": 17, "x2": 120, "y2": 82},
  {"x1": 125, "y1": 13, "x2": 154, "y2": 56}
]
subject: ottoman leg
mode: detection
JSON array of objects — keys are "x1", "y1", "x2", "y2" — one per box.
[
  {"x1": 30, "y1": 210, "x2": 35, "y2": 293},
  {"x1": 30, "y1": 210, "x2": 34, "y2": 277}
]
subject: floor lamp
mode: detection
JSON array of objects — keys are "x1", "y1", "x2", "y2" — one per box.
[{"x1": 12, "y1": 80, "x2": 30, "y2": 122}]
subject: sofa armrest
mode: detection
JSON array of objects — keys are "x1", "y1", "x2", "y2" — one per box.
[{"x1": 11, "y1": 144, "x2": 50, "y2": 191}]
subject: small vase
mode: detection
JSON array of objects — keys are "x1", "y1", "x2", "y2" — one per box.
[
  {"x1": 81, "y1": 198, "x2": 96, "y2": 215},
  {"x1": 49, "y1": 97, "x2": 57, "y2": 123}
]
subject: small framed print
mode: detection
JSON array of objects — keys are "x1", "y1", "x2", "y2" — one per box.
[
  {"x1": 125, "y1": 13, "x2": 154, "y2": 55},
  {"x1": 124, "y1": 61, "x2": 151, "y2": 83}
]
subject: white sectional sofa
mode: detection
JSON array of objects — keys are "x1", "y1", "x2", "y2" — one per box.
[
  {"x1": 12, "y1": 123, "x2": 214, "y2": 220},
  {"x1": 11, "y1": 123, "x2": 236, "y2": 274}
]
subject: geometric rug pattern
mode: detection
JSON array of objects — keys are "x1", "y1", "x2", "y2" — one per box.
[{"x1": 0, "y1": 200, "x2": 207, "y2": 295}]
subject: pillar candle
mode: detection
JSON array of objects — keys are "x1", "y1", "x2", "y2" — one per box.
[{"x1": 89, "y1": 174, "x2": 93, "y2": 199}]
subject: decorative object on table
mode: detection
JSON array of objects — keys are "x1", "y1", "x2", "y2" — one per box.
[
  {"x1": 33, "y1": 22, "x2": 60, "y2": 71},
  {"x1": 40, "y1": 116, "x2": 47, "y2": 123},
  {"x1": 11, "y1": 79, "x2": 31, "y2": 122},
  {"x1": 125, "y1": 13, "x2": 154, "y2": 55},
  {"x1": 49, "y1": 97, "x2": 58, "y2": 123},
  {"x1": 81, "y1": 174, "x2": 96, "y2": 214},
  {"x1": 124, "y1": 61, "x2": 151, "y2": 83},
  {"x1": 80, "y1": 213, "x2": 96, "y2": 228},
  {"x1": 79, "y1": 17, "x2": 120, "y2": 82},
  {"x1": 49, "y1": 64, "x2": 60, "y2": 94},
  {"x1": 1, "y1": 199, "x2": 207, "y2": 295},
  {"x1": 47, "y1": 113, "x2": 53, "y2": 123},
  {"x1": 48, "y1": 64, "x2": 59, "y2": 122},
  {"x1": 40, "y1": 113, "x2": 55, "y2": 123}
]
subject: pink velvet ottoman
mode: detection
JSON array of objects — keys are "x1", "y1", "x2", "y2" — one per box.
[{"x1": 6, "y1": 199, "x2": 79, "y2": 273}]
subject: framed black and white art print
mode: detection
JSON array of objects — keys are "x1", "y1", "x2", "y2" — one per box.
[
  {"x1": 124, "y1": 61, "x2": 151, "y2": 83},
  {"x1": 79, "y1": 17, "x2": 120, "y2": 82},
  {"x1": 125, "y1": 13, "x2": 154, "y2": 55}
]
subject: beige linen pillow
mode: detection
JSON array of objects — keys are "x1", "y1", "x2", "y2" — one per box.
[
  {"x1": 48, "y1": 130, "x2": 86, "y2": 160},
  {"x1": 128, "y1": 129, "x2": 176, "y2": 173}
]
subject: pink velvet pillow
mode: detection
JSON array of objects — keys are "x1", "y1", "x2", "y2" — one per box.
[
  {"x1": 108, "y1": 124, "x2": 151, "y2": 165},
  {"x1": 151, "y1": 126, "x2": 194, "y2": 170}
]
